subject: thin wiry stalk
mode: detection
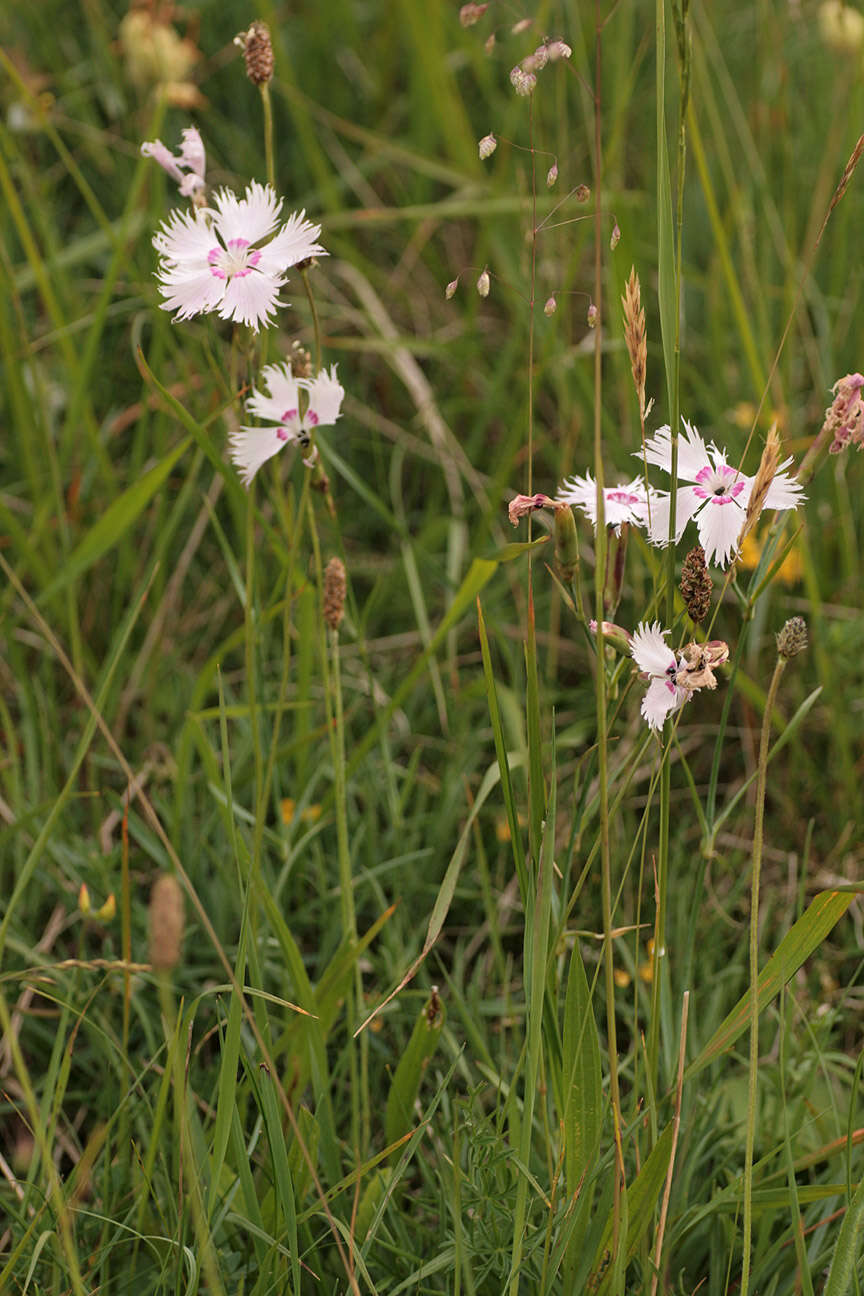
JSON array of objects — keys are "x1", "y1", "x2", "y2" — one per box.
[
  {"x1": 593, "y1": 0, "x2": 626, "y2": 1247},
  {"x1": 741, "y1": 652, "x2": 786, "y2": 1294}
]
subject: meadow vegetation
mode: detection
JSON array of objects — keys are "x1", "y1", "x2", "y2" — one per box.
[{"x1": 1, "y1": 1, "x2": 864, "y2": 1292}]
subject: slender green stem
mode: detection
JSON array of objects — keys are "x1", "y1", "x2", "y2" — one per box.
[
  {"x1": 260, "y1": 83, "x2": 275, "y2": 188},
  {"x1": 302, "y1": 268, "x2": 323, "y2": 372},
  {"x1": 741, "y1": 652, "x2": 786, "y2": 1294}
]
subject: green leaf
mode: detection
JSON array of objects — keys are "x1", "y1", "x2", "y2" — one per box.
[
  {"x1": 819, "y1": 1172, "x2": 864, "y2": 1296},
  {"x1": 385, "y1": 989, "x2": 446, "y2": 1150},
  {"x1": 591, "y1": 1122, "x2": 675, "y2": 1295},
  {"x1": 38, "y1": 435, "x2": 192, "y2": 604},
  {"x1": 686, "y1": 888, "x2": 862, "y2": 1081},
  {"x1": 563, "y1": 942, "x2": 603, "y2": 1202}
]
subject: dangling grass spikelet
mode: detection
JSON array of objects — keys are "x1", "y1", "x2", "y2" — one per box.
[
  {"x1": 621, "y1": 266, "x2": 647, "y2": 421},
  {"x1": 739, "y1": 422, "x2": 781, "y2": 550},
  {"x1": 323, "y1": 557, "x2": 347, "y2": 631},
  {"x1": 235, "y1": 21, "x2": 274, "y2": 87},
  {"x1": 149, "y1": 874, "x2": 184, "y2": 972}
]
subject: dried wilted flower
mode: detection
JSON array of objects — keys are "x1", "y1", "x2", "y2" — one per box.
[
  {"x1": 460, "y1": 2, "x2": 489, "y2": 26},
  {"x1": 776, "y1": 616, "x2": 808, "y2": 659},
  {"x1": 587, "y1": 302, "x2": 598, "y2": 328},
  {"x1": 544, "y1": 295, "x2": 557, "y2": 316},
  {"x1": 323, "y1": 557, "x2": 347, "y2": 630},
  {"x1": 546, "y1": 162, "x2": 558, "y2": 187},
  {"x1": 676, "y1": 640, "x2": 729, "y2": 690},
  {"x1": 478, "y1": 132, "x2": 497, "y2": 159},
  {"x1": 476, "y1": 268, "x2": 491, "y2": 297},
  {"x1": 507, "y1": 492, "x2": 557, "y2": 526},
  {"x1": 825, "y1": 372, "x2": 864, "y2": 453},
  {"x1": 680, "y1": 545, "x2": 712, "y2": 623},
  {"x1": 621, "y1": 267, "x2": 647, "y2": 421},
  {"x1": 235, "y1": 21, "x2": 274, "y2": 86},
  {"x1": 445, "y1": 278, "x2": 458, "y2": 299},
  {"x1": 149, "y1": 874, "x2": 184, "y2": 971}
]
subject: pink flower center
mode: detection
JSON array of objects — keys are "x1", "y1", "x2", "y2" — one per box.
[
  {"x1": 607, "y1": 490, "x2": 641, "y2": 506},
  {"x1": 277, "y1": 408, "x2": 299, "y2": 442},
  {"x1": 692, "y1": 463, "x2": 745, "y2": 505},
  {"x1": 208, "y1": 238, "x2": 262, "y2": 281}
]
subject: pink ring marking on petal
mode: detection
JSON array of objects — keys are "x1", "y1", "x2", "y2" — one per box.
[
  {"x1": 693, "y1": 486, "x2": 709, "y2": 500},
  {"x1": 225, "y1": 238, "x2": 251, "y2": 252},
  {"x1": 607, "y1": 490, "x2": 640, "y2": 505},
  {"x1": 694, "y1": 466, "x2": 714, "y2": 485},
  {"x1": 708, "y1": 495, "x2": 737, "y2": 506},
  {"x1": 729, "y1": 479, "x2": 745, "y2": 498},
  {"x1": 281, "y1": 409, "x2": 298, "y2": 422},
  {"x1": 276, "y1": 429, "x2": 290, "y2": 442},
  {"x1": 306, "y1": 410, "x2": 319, "y2": 427}
]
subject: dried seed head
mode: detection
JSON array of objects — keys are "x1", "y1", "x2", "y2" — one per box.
[
  {"x1": 323, "y1": 557, "x2": 347, "y2": 630},
  {"x1": 460, "y1": 2, "x2": 489, "y2": 26},
  {"x1": 149, "y1": 874, "x2": 184, "y2": 972},
  {"x1": 587, "y1": 302, "x2": 598, "y2": 328},
  {"x1": 546, "y1": 162, "x2": 558, "y2": 187},
  {"x1": 235, "y1": 21, "x2": 274, "y2": 86},
  {"x1": 544, "y1": 295, "x2": 557, "y2": 316},
  {"x1": 776, "y1": 616, "x2": 808, "y2": 659},
  {"x1": 476, "y1": 268, "x2": 491, "y2": 297},
  {"x1": 680, "y1": 546, "x2": 712, "y2": 623},
  {"x1": 621, "y1": 266, "x2": 647, "y2": 420},
  {"x1": 509, "y1": 65, "x2": 537, "y2": 95},
  {"x1": 739, "y1": 423, "x2": 781, "y2": 549},
  {"x1": 478, "y1": 132, "x2": 497, "y2": 159},
  {"x1": 825, "y1": 372, "x2": 864, "y2": 453},
  {"x1": 575, "y1": 184, "x2": 591, "y2": 203}
]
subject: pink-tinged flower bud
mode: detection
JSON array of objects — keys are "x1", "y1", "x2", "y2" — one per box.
[
  {"x1": 478, "y1": 133, "x2": 497, "y2": 159},
  {"x1": 587, "y1": 302, "x2": 598, "y2": 328},
  {"x1": 460, "y1": 2, "x2": 488, "y2": 26},
  {"x1": 511, "y1": 18, "x2": 533, "y2": 34},
  {"x1": 575, "y1": 184, "x2": 591, "y2": 203},
  {"x1": 544, "y1": 295, "x2": 557, "y2": 316},
  {"x1": 610, "y1": 221, "x2": 621, "y2": 250},
  {"x1": 590, "y1": 620, "x2": 633, "y2": 655},
  {"x1": 476, "y1": 268, "x2": 491, "y2": 298},
  {"x1": 546, "y1": 162, "x2": 559, "y2": 187},
  {"x1": 78, "y1": 883, "x2": 91, "y2": 915},
  {"x1": 445, "y1": 278, "x2": 458, "y2": 299},
  {"x1": 510, "y1": 65, "x2": 537, "y2": 95}
]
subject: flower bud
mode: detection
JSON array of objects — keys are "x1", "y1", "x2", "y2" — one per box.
[
  {"x1": 587, "y1": 302, "x2": 598, "y2": 328},
  {"x1": 445, "y1": 278, "x2": 458, "y2": 299},
  {"x1": 476, "y1": 268, "x2": 490, "y2": 298},
  {"x1": 544, "y1": 295, "x2": 557, "y2": 316},
  {"x1": 546, "y1": 162, "x2": 558, "y2": 187},
  {"x1": 610, "y1": 221, "x2": 621, "y2": 250},
  {"x1": 776, "y1": 616, "x2": 808, "y2": 659},
  {"x1": 553, "y1": 504, "x2": 579, "y2": 581}
]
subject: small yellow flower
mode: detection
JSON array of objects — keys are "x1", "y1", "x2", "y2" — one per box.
[
  {"x1": 280, "y1": 799, "x2": 323, "y2": 827},
  {"x1": 78, "y1": 883, "x2": 91, "y2": 915},
  {"x1": 96, "y1": 893, "x2": 116, "y2": 922},
  {"x1": 613, "y1": 968, "x2": 631, "y2": 988}
]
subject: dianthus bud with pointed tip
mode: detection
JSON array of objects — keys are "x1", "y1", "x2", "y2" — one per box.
[
  {"x1": 445, "y1": 278, "x2": 458, "y2": 299},
  {"x1": 553, "y1": 504, "x2": 579, "y2": 581},
  {"x1": 476, "y1": 268, "x2": 490, "y2": 298},
  {"x1": 150, "y1": 874, "x2": 185, "y2": 972},
  {"x1": 544, "y1": 295, "x2": 557, "y2": 316},
  {"x1": 610, "y1": 221, "x2": 621, "y2": 250},
  {"x1": 234, "y1": 21, "x2": 274, "y2": 86},
  {"x1": 478, "y1": 132, "x2": 497, "y2": 159},
  {"x1": 460, "y1": 2, "x2": 488, "y2": 26},
  {"x1": 546, "y1": 162, "x2": 558, "y2": 187},
  {"x1": 587, "y1": 302, "x2": 598, "y2": 328},
  {"x1": 323, "y1": 557, "x2": 347, "y2": 631},
  {"x1": 575, "y1": 184, "x2": 591, "y2": 203},
  {"x1": 776, "y1": 616, "x2": 808, "y2": 659}
]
